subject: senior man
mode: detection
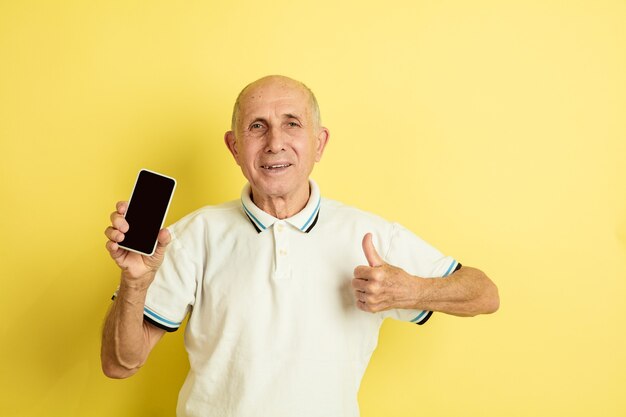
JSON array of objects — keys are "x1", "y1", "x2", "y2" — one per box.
[{"x1": 102, "y1": 75, "x2": 499, "y2": 417}]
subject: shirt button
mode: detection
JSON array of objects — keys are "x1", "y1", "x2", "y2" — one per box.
[
  {"x1": 276, "y1": 224, "x2": 284, "y2": 232},
  {"x1": 279, "y1": 249, "x2": 287, "y2": 256}
]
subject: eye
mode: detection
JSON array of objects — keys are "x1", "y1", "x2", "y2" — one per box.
[
  {"x1": 250, "y1": 122, "x2": 264, "y2": 129},
  {"x1": 287, "y1": 121, "x2": 300, "y2": 128}
]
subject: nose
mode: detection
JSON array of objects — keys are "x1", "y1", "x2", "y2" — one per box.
[{"x1": 265, "y1": 125, "x2": 285, "y2": 154}]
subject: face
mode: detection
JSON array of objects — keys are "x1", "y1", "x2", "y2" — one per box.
[{"x1": 224, "y1": 78, "x2": 329, "y2": 205}]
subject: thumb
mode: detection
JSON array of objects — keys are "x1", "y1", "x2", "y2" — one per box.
[
  {"x1": 152, "y1": 228, "x2": 172, "y2": 259},
  {"x1": 141, "y1": 229, "x2": 172, "y2": 273},
  {"x1": 362, "y1": 233, "x2": 384, "y2": 267}
]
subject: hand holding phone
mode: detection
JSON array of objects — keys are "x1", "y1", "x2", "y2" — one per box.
[{"x1": 105, "y1": 169, "x2": 176, "y2": 278}]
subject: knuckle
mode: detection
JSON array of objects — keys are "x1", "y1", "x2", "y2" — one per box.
[
  {"x1": 114, "y1": 218, "x2": 128, "y2": 233},
  {"x1": 364, "y1": 282, "x2": 379, "y2": 295}
]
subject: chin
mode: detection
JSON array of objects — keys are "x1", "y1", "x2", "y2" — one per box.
[
  {"x1": 261, "y1": 183, "x2": 293, "y2": 198},
  {"x1": 245, "y1": 167, "x2": 311, "y2": 199},
  {"x1": 256, "y1": 177, "x2": 303, "y2": 199}
]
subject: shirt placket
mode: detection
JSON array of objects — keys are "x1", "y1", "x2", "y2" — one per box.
[{"x1": 272, "y1": 221, "x2": 292, "y2": 281}]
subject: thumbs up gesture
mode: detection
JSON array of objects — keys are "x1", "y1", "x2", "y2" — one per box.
[{"x1": 352, "y1": 233, "x2": 418, "y2": 313}]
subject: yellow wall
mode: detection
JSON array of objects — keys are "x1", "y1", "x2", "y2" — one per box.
[{"x1": 1, "y1": 1, "x2": 625, "y2": 416}]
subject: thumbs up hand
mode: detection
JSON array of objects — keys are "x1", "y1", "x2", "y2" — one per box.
[{"x1": 352, "y1": 233, "x2": 419, "y2": 313}]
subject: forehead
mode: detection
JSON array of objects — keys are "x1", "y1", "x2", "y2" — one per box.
[{"x1": 238, "y1": 80, "x2": 312, "y2": 120}]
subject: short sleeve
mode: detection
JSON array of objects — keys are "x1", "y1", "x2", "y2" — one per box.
[
  {"x1": 381, "y1": 223, "x2": 460, "y2": 325},
  {"x1": 143, "y1": 229, "x2": 198, "y2": 332}
]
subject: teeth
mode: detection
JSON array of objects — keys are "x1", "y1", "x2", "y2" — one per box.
[{"x1": 263, "y1": 164, "x2": 290, "y2": 169}]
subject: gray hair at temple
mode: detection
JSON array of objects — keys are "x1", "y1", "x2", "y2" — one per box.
[{"x1": 230, "y1": 75, "x2": 322, "y2": 132}]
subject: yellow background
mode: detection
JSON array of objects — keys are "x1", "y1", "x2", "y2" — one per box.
[{"x1": 1, "y1": 1, "x2": 625, "y2": 416}]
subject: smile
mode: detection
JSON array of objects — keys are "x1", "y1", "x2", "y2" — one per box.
[{"x1": 261, "y1": 163, "x2": 292, "y2": 170}]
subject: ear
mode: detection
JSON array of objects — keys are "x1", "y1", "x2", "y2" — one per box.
[
  {"x1": 224, "y1": 131, "x2": 241, "y2": 166},
  {"x1": 314, "y1": 127, "x2": 330, "y2": 162}
]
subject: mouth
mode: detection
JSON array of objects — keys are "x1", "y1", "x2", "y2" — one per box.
[{"x1": 260, "y1": 163, "x2": 293, "y2": 171}]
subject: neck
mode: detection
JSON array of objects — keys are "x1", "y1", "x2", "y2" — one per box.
[{"x1": 252, "y1": 183, "x2": 311, "y2": 219}]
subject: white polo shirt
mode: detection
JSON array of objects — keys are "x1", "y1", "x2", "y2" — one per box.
[{"x1": 141, "y1": 180, "x2": 459, "y2": 417}]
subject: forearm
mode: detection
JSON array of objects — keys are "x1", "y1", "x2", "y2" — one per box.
[
  {"x1": 410, "y1": 266, "x2": 499, "y2": 317},
  {"x1": 101, "y1": 274, "x2": 155, "y2": 378}
]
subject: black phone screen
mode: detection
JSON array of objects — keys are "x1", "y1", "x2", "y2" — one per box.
[{"x1": 120, "y1": 169, "x2": 176, "y2": 256}]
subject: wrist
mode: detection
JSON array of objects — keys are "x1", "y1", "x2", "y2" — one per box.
[
  {"x1": 119, "y1": 271, "x2": 155, "y2": 294},
  {"x1": 406, "y1": 275, "x2": 427, "y2": 310}
]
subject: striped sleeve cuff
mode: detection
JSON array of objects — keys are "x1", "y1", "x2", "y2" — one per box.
[
  {"x1": 411, "y1": 310, "x2": 433, "y2": 325},
  {"x1": 143, "y1": 306, "x2": 182, "y2": 332}
]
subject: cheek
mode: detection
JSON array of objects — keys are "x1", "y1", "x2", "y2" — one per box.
[
  {"x1": 238, "y1": 144, "x2": 261, "y2": 166},
  {"x1": 295, "y1": 138, "x2": 319, "y2": 161}
]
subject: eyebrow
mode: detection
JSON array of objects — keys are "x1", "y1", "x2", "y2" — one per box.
[
  {"x1": 247, "y1": 113, "x2": 303, "y2": 126},
  {"x1": 249, "y1": 117, "x2": 267, "y2": 126}
]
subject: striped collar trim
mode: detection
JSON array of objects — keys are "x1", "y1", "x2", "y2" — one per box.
[{"x1": 241, "y1": 179, "x2": 322, "y2": 234}]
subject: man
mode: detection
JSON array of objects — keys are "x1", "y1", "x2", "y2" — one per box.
[{"x1": 102, "y1": 75, "x2": 499, "y2": 417}]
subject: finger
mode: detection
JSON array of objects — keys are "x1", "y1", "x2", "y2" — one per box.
[
  {"x1": 354, "y1": 265, "x2": 385, "y2": 284},
  {"x1": 362, "y1": 233, "x2": 384, "y2": 267},
  {"x1": 365, "y1": 280, "x2": 381, "y2": 295},
  {"x1": 351, "y1": 277, "x2": 368, "y2": 291},
  {"x1": 105, "y1": 240, "x2": 125, "y2": 260},
  {"x1": 356, "y1": 300, "x2": 374, "y2": 313},
  {"x1": 104, "y1": 226, "x2": 125, "y2": 243},
  {"x1": 358, "y1": 298, "x2": 385, "y2": 313},
  {"x1": 116, "y1": 201, "x2": 128, "y2": 215},
  {"x1": 110, "y1": 211, "x2": 129, "y2": 233},
  {"x1": 353, "y1": 265, "x2": 373, "y2": 280},
  {"x1": 358, "y1": 290, "x2": 380, "y2": 304}
]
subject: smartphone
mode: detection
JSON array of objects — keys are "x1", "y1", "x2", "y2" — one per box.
[{"x1": 118, "y1": 169, "x2": 177, "y2": 256}]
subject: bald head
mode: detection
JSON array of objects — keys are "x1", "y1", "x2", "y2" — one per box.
[{"x1": 230, "y1": 75, "x2": 321, "y2": 132}]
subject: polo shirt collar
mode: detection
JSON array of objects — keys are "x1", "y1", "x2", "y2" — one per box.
[{"x1": 241, "y1": 179, "x2": 321, "y2": 233}]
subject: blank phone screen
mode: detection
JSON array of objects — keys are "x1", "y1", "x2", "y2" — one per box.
[{"x1": 121, "y1": 170, "x2": 176, "y2": 255}]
